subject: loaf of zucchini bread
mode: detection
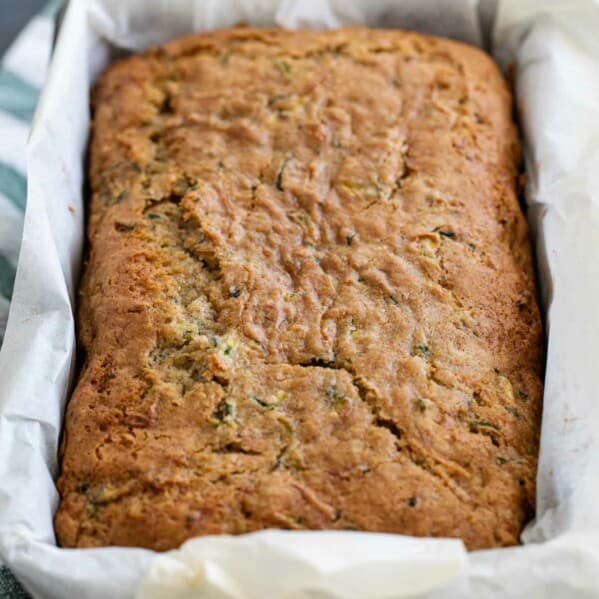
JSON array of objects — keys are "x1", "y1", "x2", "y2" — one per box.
[{"x1": 55, "y1": 27, "x2": 543, "y2": 550}]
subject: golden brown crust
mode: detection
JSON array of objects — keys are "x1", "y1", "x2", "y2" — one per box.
[{"x1": 55, "y1": 27, "x2": 543, "y2": 551}]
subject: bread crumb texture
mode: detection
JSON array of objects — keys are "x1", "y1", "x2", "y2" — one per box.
[{"x1": 55, "y1": 27, "x2": 543, "y2": 551}]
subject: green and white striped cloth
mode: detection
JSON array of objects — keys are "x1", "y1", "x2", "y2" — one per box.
[
  {"x1": 0, "y1": 0, "x2": 62, "y2": 345},
  {"x1": 0, "y1": 3, "x2": 63, "y2": 596}
]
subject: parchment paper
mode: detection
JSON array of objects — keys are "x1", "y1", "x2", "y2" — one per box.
[{"x1": 1, "y1": 1, "x2": 598, "y2": 597}]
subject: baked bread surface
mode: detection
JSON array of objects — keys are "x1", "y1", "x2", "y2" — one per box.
[{"x1": 55, "y1": 27, "x2": 543, "y2": 550}]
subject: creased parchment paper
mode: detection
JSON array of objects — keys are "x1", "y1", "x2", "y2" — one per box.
[{"x1": 1, "y1": 0, "x2": 598, "y2": 597}]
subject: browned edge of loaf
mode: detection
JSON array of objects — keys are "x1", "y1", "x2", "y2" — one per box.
[{"x1": 54, "y1": 26, "x2": 543, "y2": 551}]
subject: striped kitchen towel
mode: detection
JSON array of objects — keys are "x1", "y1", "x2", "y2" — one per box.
[
  {"x1": 0, "y1": 0, "x2": 62, "y2": 345},
  {"x1": 0, "y1": 4, "x2": 63, "y2": 596}
]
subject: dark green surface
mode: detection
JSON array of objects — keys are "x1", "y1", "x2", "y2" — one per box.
[
  {"x1": 0, "y1": 254, "x2": 16, "y2": 300},
  {"x1": 0, "y1": 567, "x2": 30, "y2": 599}
]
